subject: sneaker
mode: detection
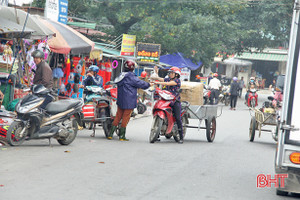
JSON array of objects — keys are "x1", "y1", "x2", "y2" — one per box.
[{"x1": 178, "y1": 139, "x2": 183, "y2": 144}]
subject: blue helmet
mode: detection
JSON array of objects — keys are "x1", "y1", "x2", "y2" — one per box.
[
  {"x1": 88, "y1": 65, "x2": 99, "y2": 73},
  {"x1": 233, "y1": 77, "x2": 238, "y2": 81}
]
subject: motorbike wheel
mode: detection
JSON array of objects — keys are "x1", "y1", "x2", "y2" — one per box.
[
  {"x1": 225, "y1": 97, "x2": 230, "y2": 106},
  {"x1": 249, "y1": 117, "x2": 256, "y2": 142},
  {"x1": 205, "y1": 117, "x2": 216, "y2": 142},
  {"x1": 0, "y1": 137, "x2": 8, "y2": 146},
  {"x1": 250, "y1": 98, "x2": 256, "y2": 108},
  {"x1": 6, "y1": 121, "x2": 27, "y2": 146},
  {"x1": 173, "y1": 115, "x2": 188, "y2": 142},
  {"x1": 57, "y1": 119, "x2": 78, "y2": 145},
  {"x1": 149, "y1": 116, "x2": 163, "y2": 143},
  {"x1": 103, "y1": 119, "x2": 112, "y2": 138}
]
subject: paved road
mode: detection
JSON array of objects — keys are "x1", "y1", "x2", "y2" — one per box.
[{"x1": 1, "y1": 91, "x2": 299, "y2": 200}]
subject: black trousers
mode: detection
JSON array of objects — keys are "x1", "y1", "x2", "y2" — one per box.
[
  {"x1": 230, "y1": 95, "x2": 238, "y2": 108},
  {"x1": 210, "y1": 89, "x2": 220, "y2": 105}
]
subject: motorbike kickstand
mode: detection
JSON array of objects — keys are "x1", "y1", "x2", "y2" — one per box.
[
  {"x1": 90, "y1": 124, "x2": 96, "y2": 137},
  {"x1": 48, "y1": 138, "x2": 52, "y2": 147}
]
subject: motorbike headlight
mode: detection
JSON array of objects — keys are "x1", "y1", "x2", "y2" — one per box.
[{"x1": 17, "y1": 104, "x2": 38, "y2": 114}]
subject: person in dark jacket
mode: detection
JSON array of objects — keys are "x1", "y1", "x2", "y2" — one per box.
[
  {"x1": 229, "y1": 77, "x2": 240, "y2": 110},
  {"x1": 107, "y1": 60, "x2": 151, "y2": 141},
  {"x1": 32, "y1": 50, "x2": 54, "y2": 109}
]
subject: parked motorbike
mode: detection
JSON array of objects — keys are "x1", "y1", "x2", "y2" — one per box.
[
  {"x1": 6, "y1": 85, "x2": 83, "y2": 146},
  {"x1": 247, "y1": 88, "x2": 258, "y2": 108},
  {"x1": 149, "y1": 87, "x2": 189, "y2": 143},
  {"x1": 203, "y1": 85, "x2": 211, "y2": 105},
  {"x1": 82, "y1": 85, "x2": 115, "y2": 138},
  {"x1": 219, "y1": 85, "x2": 230, "y2": 106}
]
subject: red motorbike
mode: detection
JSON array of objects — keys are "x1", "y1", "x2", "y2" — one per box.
[
  {"x1": 247, "y1": 88, "x2": 258, "y2": 108},
  {"x1": 149, "y1": 87, "x2": 189, "y2": 143}
]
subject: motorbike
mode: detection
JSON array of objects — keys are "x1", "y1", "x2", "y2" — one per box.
[
  {"x1": 203, "y1": 85, "x2": 211, "y2": 105},
  {"x1": 82, "y1": 85, "x2": 115, "y2": 138},
  {"x1": 247, "y1": 88, "x2": 258, "y2": 108},
  {"x1": 219, "y1": 85, "x2": 230, "y2": 106},
  {"x1": 6, "y1": 85, "x2": 83, "y2": 146},
  {"x1": 149, "y1": 87, "x2": 189, "y2": 143}
]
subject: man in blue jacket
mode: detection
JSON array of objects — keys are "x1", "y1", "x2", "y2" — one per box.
[{"x1": 107, "y1": 60, "x2": 151, "y2": 141}]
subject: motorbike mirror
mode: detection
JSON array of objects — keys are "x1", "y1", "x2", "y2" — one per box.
[
  {"x1": 268, "y1": 96, "x2": 274, "y2": 101},
  {"x1": 105, "y1": 81, "x2": 114, "y2": 86}
]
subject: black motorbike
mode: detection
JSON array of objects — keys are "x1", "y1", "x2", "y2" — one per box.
[{"x1": 6, "y1": 85, "x2": 83, "y2": 146}]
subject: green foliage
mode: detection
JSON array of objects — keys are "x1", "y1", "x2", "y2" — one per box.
[
  {"x1": 68, "y1": 0, "x2": 294, "y2": 67},
  {"x1": 32, "y1": 0, "x2": 46, "y2": 8}
]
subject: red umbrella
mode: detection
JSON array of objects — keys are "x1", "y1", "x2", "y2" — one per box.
[{"x1": 38, "y1": 17, "x2": 94, "y2": 55}]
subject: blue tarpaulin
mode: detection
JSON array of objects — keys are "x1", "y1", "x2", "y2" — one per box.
[{"x1": 160, "y1": 52, "x2": 202, "y2": 70}]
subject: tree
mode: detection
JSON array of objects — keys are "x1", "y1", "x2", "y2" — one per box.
[{"x1": 32, "y1": 0, "x2": 45, "y2": 8}]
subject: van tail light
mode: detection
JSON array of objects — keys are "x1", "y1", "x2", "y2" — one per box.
[
  {"x1": 97, "y1": 102, "x2": 108, "y2": 108},
  {"x1": 290, "y1": 152, "x2": 300, "y2": 164}
]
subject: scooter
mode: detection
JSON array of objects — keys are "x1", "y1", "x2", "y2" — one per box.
[
  {"x1": 247, "y1": 88, "x2": 258, "y2": 108},
  {"x1": 82, "y1": 85, "x2": 115, "y2": 138},
  {"x1": 219, "y1": 85, "x2": 230, "y2": 106},
  {"x1": 6, "y1": 85, "x2": 83, "y2": 146},
  {"x1": 149, "y1": 87, "x2": 189, "y2": 143},
  {"x1": 203, "y1": 85, "x2": 211, "y2": 105}
]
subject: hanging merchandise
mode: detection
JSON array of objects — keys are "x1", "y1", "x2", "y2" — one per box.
[
  {"x1": 64, "y1": 57, "x2": 71, "y2": 83},
  {"x1": 60, "y1": 83, "x2": 66, "y2": 93},
  {"x1": 52, "y1": 67, "x2": 64, "y2": 78},
  {"x1": 74, "y1": 73, "x2": 80, "y2": 84},
  {"x1": 73, "y1": 83, "x2": 79, "y2": 94},
  {"x1": 68, "y1": 72, "x2": 74, "y2": 82},
  {"x1": 75, "y1": 64, "x2": 82, "y2": 74}
]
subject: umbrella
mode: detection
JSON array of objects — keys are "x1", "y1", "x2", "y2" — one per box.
[
  {"x1": 0, "y1": 18, "x2": 34, "y2": 39},
  {"x1": 0, "y1": 6, "x2": 54, "y2": 39},
  {"x1": 223, "y1": 58, "x2": 252, "y2": 66},
  {"x1": 38, "y1": 17, "x2": 95, "y2": 55}
]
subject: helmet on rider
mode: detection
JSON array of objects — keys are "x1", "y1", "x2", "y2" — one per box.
[
  {"x1": 213, "y1": 73, "x2": 218, "y2": 77},
  {"x1": 88, "y1": 65, "x2": 99, "y2": 73},
  {"x1": 233, "y1": 77, "x2": 238, "y2": 82},
  {"x1": 168, "y1": 67, "x2": 181, "y2": 78},
  {"x1": 141, "y1": 71, "x2": 147, "y2": 78},
  {"x1": 124, "y1": 60, "x2": 136, "y2": 71}
]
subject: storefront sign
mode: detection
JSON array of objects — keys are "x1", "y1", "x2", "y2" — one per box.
[
  {"x1": 180, "y1": 67, "x2": 190, "y2": 81},
  {"x1": 136, "y1": 42, "x2": 161, "y2": 63},
  {"x1": 199, "y1": 77, "x2": 208, "y2": 84},
  {"x1": 120, "y1": 34, "x2": 136, "y2": 56},
  {"x1": 45, "y1": 0, "x2": 68, "y2": 24},
  {"x1": 58, "y1": 0, "x2": 68, "y2": 24}
]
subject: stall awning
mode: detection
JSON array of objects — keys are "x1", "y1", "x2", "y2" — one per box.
[
  {"x1": 160, "y1": 52, "x2": 202, "y2": 70},
  {"x1": 236, "y1": 52, "x2": 287, "y2": 62},
  {"x1": 94, "y1": 43, "x2": 120, "y2": 56},
  {"x1": 67, "y1": 22, "x2": 96, "y2": 29}
]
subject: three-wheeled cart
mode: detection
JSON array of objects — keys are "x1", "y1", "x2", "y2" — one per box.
[
  {"x1": 185, "y1": 104, "x2": 222, "y2": 142},
  {"x1": 249, "y1": 107, "x2": 279, "y2": 142}
]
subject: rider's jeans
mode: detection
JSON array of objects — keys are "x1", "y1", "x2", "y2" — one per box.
[{"x1": 171, "y1": 101, "x2": 183, "y2": 139}]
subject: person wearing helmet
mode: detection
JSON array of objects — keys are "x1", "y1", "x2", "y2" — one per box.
[
  {"x1": 80, "y1": 65, "x2": 103, "y2": 88},
  {"x1": 150, "y1": 66, "x2": 184, "y2": 144},
  {"x1": 208, "y1": 73, "x2": 222, "y2": 105},
  {"x1": 229, "y1": 77, "x2": 239, "y2": 110},
  {"x1": 31, "y1": 49, "x2": 54, "y2": 110},
  {"x1": 32, "y1": 49, "x2": 53, "y2": 89},
  {"x1": 245, "y1": 76, "x2": 259, "y2": 104},
  {"x1": 107, "y1": 60, "x2": 152, "y2": 141}
]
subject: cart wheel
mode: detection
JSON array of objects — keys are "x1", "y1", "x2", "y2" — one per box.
[
  {"x1": 249, "y1": 117, "x2": 256, "y2": 142},
  {"x1": 205, "y1": 117, "x2": 216, "y2": 142}
]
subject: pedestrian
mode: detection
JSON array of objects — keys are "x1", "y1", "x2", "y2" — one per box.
[
  {"x1": 208, "y1": 73, "x2": 221, "y2": 105},
  {"x1": 107, "y1": 60, "x2": 152, "y2": 141},
  {"x1": 31, "y1": 49, "x2": 53, "y2": 109},
  {"x1": 79, "y1": 65, "x2": 103, "y2": 90},
  {"x1": 229, "y1": 77, "x2": 239, "y2": 110},
  {"x1": 238, "y1": 77, "x2": 245, "y2": 98},
  {"x1": 151, "y1": 67, "x2": 184, "y2": 144}
]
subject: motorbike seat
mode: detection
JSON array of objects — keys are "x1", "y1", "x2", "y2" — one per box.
[{"x1": 45, "y1": 99, "x2": 81, "y2": 115}]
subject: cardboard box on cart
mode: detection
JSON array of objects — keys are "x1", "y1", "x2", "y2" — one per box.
[{"x1": 180, "y1": 81, "x2": 203, "y2": 105}]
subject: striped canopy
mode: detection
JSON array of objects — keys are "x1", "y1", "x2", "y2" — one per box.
[{"x1": 38, "y1": 17, "x2": 94, "y2": 55}]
